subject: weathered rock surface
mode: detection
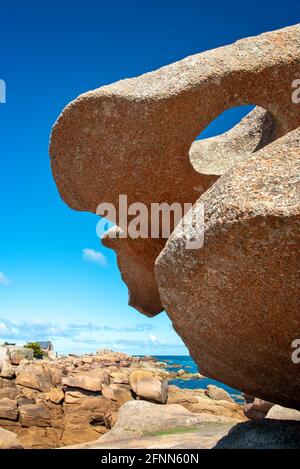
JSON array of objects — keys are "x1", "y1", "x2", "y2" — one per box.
[
  {"x1": 0, "y1": 427, "x2": 22, "y2": 449},
  {"x1": 19, "y1": 403, "x2": 51, "y2": 427},
  {"x1": 205, "y1": 385, "x2": 234, "y2": 403},
  {"x1": 266, "y1": 405, "x2": 300, "y2": 421},
  {"x1": 0, "y1": 348, "x2": 15, "y2": 379},
  {"x1": 0, "y1": 350, "x2": 246, "y2": 448},
  {"x1": 18, "y1": 427, "x2": 62, "y2": 449},
  {"x1": 0, "y1": 387, "x2": 18, "y2": 400},
  {"x1": 46, "y1": 387, "x2": 64, "y2": 404},
  {"x1": 65, "y1": 421, "x2": 236, "y2": 449},
  {"x1": 61, "y1": 425, "x2": 107, "y2": 447},
  {"x1": 50, "y1": 25, "x2": 300, "y2": 317},
  {"x1": 9, "y1": 347, "x2": 34, "y2": 365},
  {"x1": 214, "y1": 419, "x2": 300, "y2": 449},
  {"x1": 16, "y1": 362, "x2": 64, "y2": 392},
  {"x1": 0, "y1": 398, "x2": 19, "y2": 421},
  {"x1": 49, "y1": 24, "x2": 300, "y2": 414},
  {"x1": 0, "y1": 377, "x2": 15, "y2": 389},
  {"x1": 156, "y1": 127, "x2": 300, "y2": 409},
  {"x1": 62, "y1": 373, "x2": 102, "y2": 392},
  {"x1": 62, "y1": 395, "x2": 111, "y2": 445},
  {"x1": 190, "y1": 107, "x2": 275, "y2": 176},
  {"x1": 64, "y1": 387, "x2": 96, "y2": 404},
  {"x1": 243, "y1": 395, "x2": 274, "y2": 420},
  {"x1": 167, "y1": 386, "x2": 245, "y2": 420},
  {"x1": 102, "y1": 384, "x2": 132, "y2": 406},
  {"x1": 129, "y1": 370, "x2": 168, "y2": 403},
  {"x1": 97, "y1": 400, "x2": 238, "y2": 442}
]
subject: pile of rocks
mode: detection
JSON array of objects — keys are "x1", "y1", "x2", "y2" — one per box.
[{"x1": 0, "y1": 348, "x2": 245, "y2": 448}]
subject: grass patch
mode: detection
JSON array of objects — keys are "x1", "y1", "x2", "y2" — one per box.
[{"x1": 146, "y1": 426, "x2": 200, "y2": 437}]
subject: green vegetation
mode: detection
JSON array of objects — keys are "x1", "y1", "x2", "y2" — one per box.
[
  {"x1": 146, "y1": 426, "x2": 200, "y2": 437},
  {"x1": 24, "y1": 342, "x2": 44, "y2": 359}
]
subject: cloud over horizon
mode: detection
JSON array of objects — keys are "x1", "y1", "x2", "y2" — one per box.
[
  {"x1": 82, "y1": 248, "x2": 107, "y2": 266},
  {"x1": 0, "y1": 317, "x2": 187, "y2": 356}
]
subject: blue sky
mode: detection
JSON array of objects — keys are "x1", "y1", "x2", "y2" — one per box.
[{"x1": 0, "y1": 0, "x2": 299, "y2": 354}]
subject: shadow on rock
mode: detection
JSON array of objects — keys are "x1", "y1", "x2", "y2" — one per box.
[{"x1": 214, "y1": 419, "x2": 300, "y2": 449}]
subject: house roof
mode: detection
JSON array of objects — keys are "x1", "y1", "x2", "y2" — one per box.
[{"x1": 36, "y1": 341, "x2": 52, "y2": 349}]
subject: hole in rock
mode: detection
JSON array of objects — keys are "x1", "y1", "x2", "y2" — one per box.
[
  {"x1": 189, "y1": 105, "x2": 275, "y2": 177},
  {"x1": 90, "y1": 415, "x2": 105, "y2": 426}
]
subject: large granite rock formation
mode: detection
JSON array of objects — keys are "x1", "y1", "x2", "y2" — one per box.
[
  {"x1": 156, "y1": 128, "x2": 300, "y2": 409},
  {"x1": 49, "y1": 25, "x2": 300, "y2": 409},
  {"x1": 50, "y1": 25, "x2": 299, "y2": 316}
]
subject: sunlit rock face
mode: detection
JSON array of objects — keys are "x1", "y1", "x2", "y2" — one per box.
[
  {"x1": 156, "y1": 127, "x2": 300, "y2": 409},
  {"x1": 50, "y1": 24, "x2": 300, "y2": 407}
]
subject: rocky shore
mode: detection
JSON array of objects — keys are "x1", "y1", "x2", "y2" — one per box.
[{"x1": 0, "y1": 346, "x2": 246, "y2": 449}]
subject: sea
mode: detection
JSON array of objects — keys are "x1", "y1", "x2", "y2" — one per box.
[{"x1": 154, "y1": 355, "x2": 244, "y2": 404}]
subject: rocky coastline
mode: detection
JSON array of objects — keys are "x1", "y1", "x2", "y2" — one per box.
[
  {"x1": 0, "y1": 346, "x2": 247, "y2": 449},
  {"x1": 1, "y1": 346, "x2": 300, "y2": 449}
]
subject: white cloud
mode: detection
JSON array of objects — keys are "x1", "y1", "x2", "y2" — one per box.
[
  {"x1": 149, "y1": 334, "x2": 159, "y2": 343},
  {"x1": 0, "y1": 318, "x2": 188, "y2": 355},
  {"x1": 82, "y1": 248, "x2": 107, "y2": 266},
  {"x1": 0, "y1": 271, "x2": 9, "y2": 286}
]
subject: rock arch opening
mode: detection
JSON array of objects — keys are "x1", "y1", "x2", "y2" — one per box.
[{"x1": 189, "y1": 106, "x2": 276, "y2": 176}]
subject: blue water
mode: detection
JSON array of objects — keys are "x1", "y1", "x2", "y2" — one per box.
[{"x1": 153, "y1": 355, "x2": 244, "y2": 404}]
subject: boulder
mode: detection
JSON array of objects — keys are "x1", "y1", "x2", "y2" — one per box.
[
  {"x1": 18, "y1": 427, "x2": 62, "y2": 449},
  {"x1": 50, "y1": 25, "x2": 300, "y2": 319},
  {"x1": 243, "y1": 395, "x2": 274, "y2": 420},
  {"x1": 62, "y1": 373, "x2": 102, "y2": 392},
  {"x1": 15, "y1": 386, "x2": 39, "y2": 400},
  {"x1": 102, "y1": 384, "x2": 132, "y2": 406},
  {"x1": 64, "y1": 396, "x2": 111, "y2": 424},
  {"x1": 62, "y1": 396, "x2": 111, "y2": 445},
  {"x1": 110, "y1": 371, "x2": 129, "y2": 385},
  {"x1": 214, "y1": 419, "x2": 300, "y2": 449},
  {"x1": 50, "y1": 22, "x2": 300, "y2": 410},
  {"x1": 19, "y1": 403, "x2": 51, "y2": 427},
  {"x1": 0, "y1": 418, "x2": 21, "y2": 432},
  {"x1": 205, "y1": 385, "x2": 234, "y2": 403},
  {"x1": 0, "y1": 364, "x2": 15, "y2": 379},
  {"x1": 40, "y1": 401, "x2": 64, "y2": 429},
  {"x1": 0, "y1": 377, "x2": 15, "y2": 389},
  {"x1": 0, "y1": 427, "x2": 22, "y2": 449},
  {"x1": 16, "y1": 364, "x2": 54, "y2": 392},
  {"x1": 0, "y1": 398, "x2": 19, "y2": 421},
  {"x1": 167, "y1": 385, "x2": 245, "y2": 421},
  {"x1": 266, "y1": 405, "x2": 300, "y2": 421},
  {"x1": 47, "y1": 387, "x2": 64, "y2": 404},
  {"x1": 99, "y1": 400, "x2": 239, "y2": 443},
  {"x1": 9, "y1": 347, "x2": 34, "y2": 365},
  {"x1": 129, "y1": 370, "x2": 168, "y2": 404},
  {"x1": 42, "y1": 363, "x2": 65, "y2": 386},
  {"x1": 0, "y1": 387, "x2": 18, "y2": 400},
  {"x1": 187, "y1": 397, "x2": 246, "y2": 421},
  {"x1": 0, "y1": 348, "x2": 15, "y2": 379},
  {"x1": 81, "y1": 356, "x2": 94, "y2": 364},
  {"x1": 17, "y1": 397, "x2": 36, "y2": 407},
  {"x1": 64, "y1": 387, "x2": 97, "y2": 404},
  {"x1": 61, "y1": 425, "x2": 107, "y2": 446},
  {"x1": 156, "y1": 127, "x2": 300, "y2": 409}
]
